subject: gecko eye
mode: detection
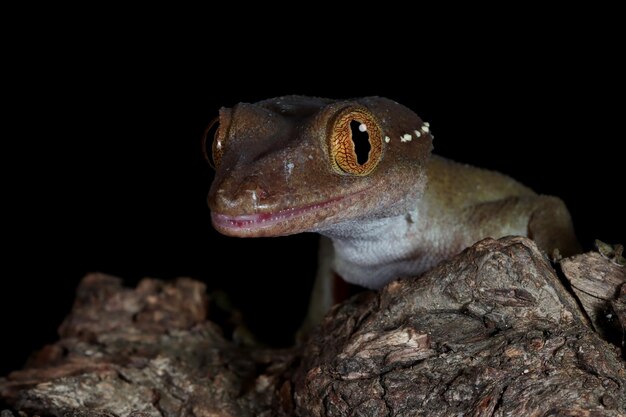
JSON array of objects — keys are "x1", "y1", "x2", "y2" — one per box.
[
  {"x1": 202, "y1": 117, "x2": 222, "y2": 169},
  {"x1": 328, "y1": 106, "x2": 383, "y2": 176}
]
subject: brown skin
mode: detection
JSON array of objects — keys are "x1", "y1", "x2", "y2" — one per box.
[
  {"x1": 209, "y1": 96, "x2": 432, "y2": 237},
  {"x1": 207, "y1": 95, "x2": 580, "y2": 322},
  {"x1": 423, "y1": 156, "x2": 581, "y2": 258}
]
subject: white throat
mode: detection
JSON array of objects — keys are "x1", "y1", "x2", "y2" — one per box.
[{"x1": 318, "y1": 206, "x2": 444, "y2": 289}]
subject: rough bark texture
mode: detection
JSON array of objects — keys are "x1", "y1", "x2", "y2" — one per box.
[
  {"x1": 294, "y1": 237, "x2": 625, "y2": 416},
  {"x1": 0, "y1": 276, "x2": 297, "y2": 416},
  {"x1": 1, "y1": 237, "x2": 625, "y2": 416},
  {"x1": 561, "y1": 249, "x2": 626, "y2": 352}
]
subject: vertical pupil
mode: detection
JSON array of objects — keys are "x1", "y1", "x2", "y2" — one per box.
[{"x1": 349, "y1": 120, "x2": 371, "y2": 165}]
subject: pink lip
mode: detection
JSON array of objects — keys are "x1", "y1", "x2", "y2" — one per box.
[{"x1": 212, "y1": 196, "x2": 344, "y2": 230}]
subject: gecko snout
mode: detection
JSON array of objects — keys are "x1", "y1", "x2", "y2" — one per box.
[{"x1": 209, "y1": 175, "x2": 270, "y2": 214}]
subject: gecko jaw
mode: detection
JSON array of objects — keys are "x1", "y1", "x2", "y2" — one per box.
[
  {"x1": 211, "y1": 189, "x2": 369, "y2": 237},
  {"x1": 211, "y1": 197, "x2": 342, "y2": 236}
]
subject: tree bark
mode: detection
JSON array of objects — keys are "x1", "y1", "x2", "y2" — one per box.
[
  {"x1": 1, "y1": 237, "x2": 624, "y2": 416},
  {"x1": 561, "y1": 249, "x2": 626, "y2": 352}
]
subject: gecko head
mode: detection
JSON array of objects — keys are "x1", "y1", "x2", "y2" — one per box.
[{"x1": 206, "y1": 95, "x2": 433, "y2": 237}]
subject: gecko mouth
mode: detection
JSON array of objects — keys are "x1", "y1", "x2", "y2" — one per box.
[
  {"x1": 211, "y1": 196, "x2": 342, "y2": 233},
  {"x1": 211, "y1": 188, "x2": 369, "y2": 236}
]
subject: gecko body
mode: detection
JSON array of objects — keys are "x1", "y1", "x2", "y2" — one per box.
[{"x1": 207, "y1": 96, "x2": 579, "y2": 320}]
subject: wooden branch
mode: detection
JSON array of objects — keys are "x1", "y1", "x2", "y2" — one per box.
[
  {"x1": 294, "y1": 237, "x2": 625, "y2": 416},
  {"x1": 561, "y1": 248, "x2": 626, "y2": 350},
  {"x1": 1, "y1": 237, "x2": 624, "y2": 416}
]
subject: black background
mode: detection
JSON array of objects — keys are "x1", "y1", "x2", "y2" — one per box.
[{"x1": 2, "y1": 28, "x2": 624, "y2": 378}]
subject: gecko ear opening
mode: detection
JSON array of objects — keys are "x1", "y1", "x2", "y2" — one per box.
[
  {"x1": 328, "y1": 106, "x2": 383, "y2": 176},
  {"x1": 202, "y1": 117, "x2": 221, "y2": 169}
]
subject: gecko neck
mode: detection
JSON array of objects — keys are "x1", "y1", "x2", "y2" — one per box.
[{"x1": 316, "y1": 201, "x2": 447, "y2": 289}]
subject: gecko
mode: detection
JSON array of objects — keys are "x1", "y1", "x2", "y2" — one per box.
[{"x1": 205, "y1": 96, "x2": 580, "y2": 324}]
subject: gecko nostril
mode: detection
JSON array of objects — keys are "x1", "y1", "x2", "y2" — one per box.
[
  {"x1": 256, "y1": 187, "x2": 269, "y2": 200},
  {"x1": 238, "y1": 176, "x2": 270, "y2": 203},
  {"x1": 247, "y1": 185, "x2": 269, "y2": 202}
]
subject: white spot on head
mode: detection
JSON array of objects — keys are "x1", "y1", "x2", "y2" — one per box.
[
  {"x1": 414, "y1": 130, "x2": 422, "y2": 138},
  {"x1": 401, "y1": 133, "x2": 412, "y2": 142},
  {"x1": 308, "y1": 154, "x2": 314, "y2": 160},
  {"x1": 216, "y1": 140, "x2": 222, "y2": 150},
  {"x1": 359, "y1": 123, "x2": 367, "y2": 132},
  {"x1": 385, "y1": 136, "x2": 391, "y2": 143},
  {"x1": 285, "y1": 161, "x2": 295, "y2": 176}
]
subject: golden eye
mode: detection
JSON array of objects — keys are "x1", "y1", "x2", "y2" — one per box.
[
  {"x1": 329, "y1": 106, "x2": 383, "y2": 176},
  {"x1": 202, "y1": 117, "x2": 222, "y2": 168}
]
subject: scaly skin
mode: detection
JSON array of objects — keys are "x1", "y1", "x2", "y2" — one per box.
[{"x1": 207, "y1": 96, "x2": 580, "y2": 322}]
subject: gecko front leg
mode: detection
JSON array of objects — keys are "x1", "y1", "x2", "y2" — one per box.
[{"x1": 526, "y1": 195, "x2": 581, "y2": 258}]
